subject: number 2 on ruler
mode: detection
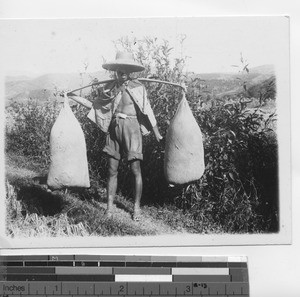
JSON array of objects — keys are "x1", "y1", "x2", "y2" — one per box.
[{"x1": 118, "y1": 285, "x2": 125, "y2": 294}]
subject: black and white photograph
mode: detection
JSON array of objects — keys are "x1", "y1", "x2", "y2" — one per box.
[{"x1": 0, "y1": 16, "x2": 291, "y2": 247}]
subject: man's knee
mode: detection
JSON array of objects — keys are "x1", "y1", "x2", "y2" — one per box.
[{"x1": 130, "y1": 161, "x2": 141, "y2": 177}]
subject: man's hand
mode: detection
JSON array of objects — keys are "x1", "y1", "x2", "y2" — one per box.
[
  {"x1": 181, "y1": 82, "x2": 187, "y2": 93},
  {"x1": 66, "y1": 91, "x2": 77, "y2": 97},
  {"x1": 62, "y1": 92, "x2": 93, "y2": 109},
  {"x1": 153, "y1": 125, "x2": 163, "y2": 143},
  {"x1": 59, "y1": 91, "x2": 75, "y2": 97},
  {"x1": 58, "y1": 91, "x2": 66, "y2": 97}
]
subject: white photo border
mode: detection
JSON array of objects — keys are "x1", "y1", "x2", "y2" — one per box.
[{"x1": 0, "y1": 16, "x2": 291, "y2": 249}]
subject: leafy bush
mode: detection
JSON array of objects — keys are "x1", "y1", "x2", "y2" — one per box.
[
  {"x1": 5, "y1": 99, "x2": 60, "y2": 167},
  {"x1": 193, "y1": 102, "x2": 278, "y2": 232}
]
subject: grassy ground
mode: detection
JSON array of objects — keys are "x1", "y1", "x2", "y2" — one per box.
[{"x1": 6, "y1": 152, "x2": 221, "y2": 238}]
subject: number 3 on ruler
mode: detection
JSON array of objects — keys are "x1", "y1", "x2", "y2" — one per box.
[{"x1": 185, "y1": 285, "x2": 191, "y2": 293}]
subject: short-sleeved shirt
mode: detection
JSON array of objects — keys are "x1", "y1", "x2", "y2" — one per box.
[{"x1": 87, "y1": 79, "x2": 157, "y2": 136}]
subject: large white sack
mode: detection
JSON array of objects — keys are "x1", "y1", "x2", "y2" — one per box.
[
  {"x1": 47, "y1": 96, "x2": 90, "y2": 189},
  {"x1": 164, "y1": 94, "x2": 205, "y2": 184}
]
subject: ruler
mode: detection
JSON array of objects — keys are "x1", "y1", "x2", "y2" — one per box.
[{"x1": 0, "y1": 255, "x2": 249, "y2": 297}]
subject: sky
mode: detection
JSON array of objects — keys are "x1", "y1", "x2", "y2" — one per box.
[{"x1": 0, "y1": 17, "x2": 289, "y2": 76}]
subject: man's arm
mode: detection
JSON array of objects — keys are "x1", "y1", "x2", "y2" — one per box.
[{"x1": 66, "y1": 93, "x2": 93, "y2": 109}]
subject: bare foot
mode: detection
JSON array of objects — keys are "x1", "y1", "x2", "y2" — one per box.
[
  {"x1": 132, "y1": 211, "x2": 142, "y2": 222},
  {"x1": 104, "y1": 209, "x2": 113, "y2": 219}
]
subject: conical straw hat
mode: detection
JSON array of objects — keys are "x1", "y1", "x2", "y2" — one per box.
[{"x1": 102, "y1": 51, "x2": 145, "y2": 73}]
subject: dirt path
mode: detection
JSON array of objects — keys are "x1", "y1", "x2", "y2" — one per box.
[{"x1": 5, "y1": 153, "x2": 185, "y2": 237}]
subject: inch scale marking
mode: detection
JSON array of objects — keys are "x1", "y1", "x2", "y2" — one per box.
[{"x1": 0, "y1": 255, "x2": 249, "y2": 297}]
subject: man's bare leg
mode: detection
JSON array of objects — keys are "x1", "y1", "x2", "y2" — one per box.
[
  {"x1": 130, "y1": 160, "x2": 143, "y2": 221},
  {"x1": 106, "y1": 157, "x2": 119, "y2": 217}
]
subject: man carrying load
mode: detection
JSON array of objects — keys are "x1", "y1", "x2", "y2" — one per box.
[{"x1": 67, "y1": 52, "x2": 162, "y2": 221}]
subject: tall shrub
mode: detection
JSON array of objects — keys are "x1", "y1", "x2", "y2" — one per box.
[{"x1": 5, "y1": 99, "x2": 60, "y2": 166}]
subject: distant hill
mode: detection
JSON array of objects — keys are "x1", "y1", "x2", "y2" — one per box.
[
  {"x1": 188, "y1": 64, "x2": 275, "y2": 98},
  {"x1": 5, "y1": 65, "x2": 275, "y2": 105},
  {"x1": 5, "y1": 71, "x2": 111, "y2": 105}
]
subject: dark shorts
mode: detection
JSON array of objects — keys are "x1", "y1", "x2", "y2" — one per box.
[{"x1": 103, "y1": 115, "x2": 143, "y2": 161}]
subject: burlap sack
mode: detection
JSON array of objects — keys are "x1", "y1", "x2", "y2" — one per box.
[
  {"x1": 47, "y1": 96, "x2": 90, "y2": 189},
  {"x1": 164, "y1": 94, "x2": 205, "y2": 184}
]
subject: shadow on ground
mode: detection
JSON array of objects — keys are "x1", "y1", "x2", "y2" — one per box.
[{"x1": 10, "y1": 175, "x2": 68, "y2": 217}]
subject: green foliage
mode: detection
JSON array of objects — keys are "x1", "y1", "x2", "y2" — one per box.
[
  {"x1": 5, "y1": 99, "x2": 60, "y2": 167},
  {"x1": 193, "y1": 102, "x2": 278, "y2": 232},
  {"x1": 5, "y1": 36, "x2": 279, "y2": 234}
]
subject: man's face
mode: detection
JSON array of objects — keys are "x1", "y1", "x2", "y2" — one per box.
[{"x1": 115, "y1": 70, "x2": 129, "y2": 83}]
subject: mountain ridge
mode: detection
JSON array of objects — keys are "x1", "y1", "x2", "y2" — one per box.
[{"x1": 5, "y1": 64, "x2": 275, "y2": 105}]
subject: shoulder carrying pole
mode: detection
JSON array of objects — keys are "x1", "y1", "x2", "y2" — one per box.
[
  {"x1": 139, "y1": 78, "x2": 185, "y2": 90},
  {"x1": 67, "y1": 78, "x2": 186, "y2": 96}
]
